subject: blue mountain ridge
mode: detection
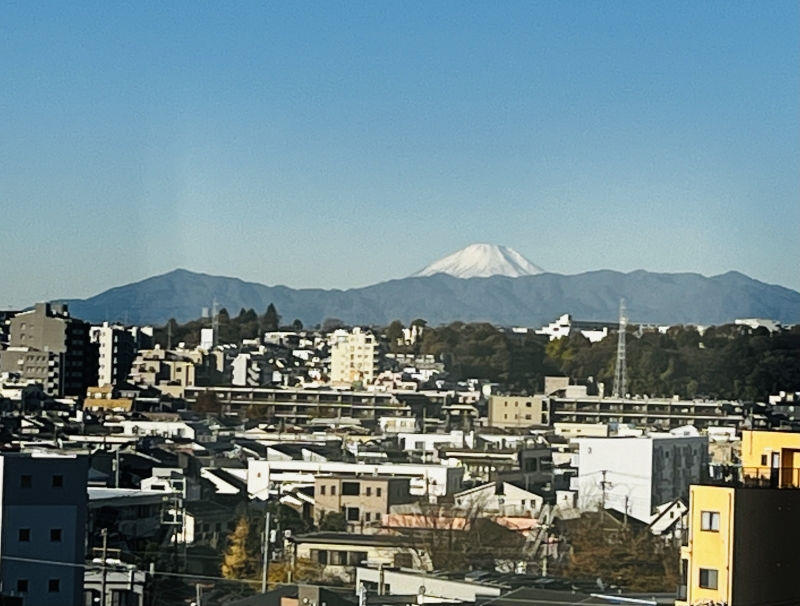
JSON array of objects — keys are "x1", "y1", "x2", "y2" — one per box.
[{"x1": 62, "y1": 269, "x2": 800, "y2": 328}]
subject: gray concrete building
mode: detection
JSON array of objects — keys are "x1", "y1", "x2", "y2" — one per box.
[
  {"x1": 0, "y1": 452, "x2": 89, "y2": 606},
  {"x1": 0, "y1": 303, "x2": 97, "y2": 397}
]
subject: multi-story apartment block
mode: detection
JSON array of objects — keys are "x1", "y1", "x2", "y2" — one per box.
[
  {"x1": 0, "y1": 303, "x2": 98, "y2": 397},
  {"x1": 330, "y1": 328, "x2": 379, "y2": 386},
  {"x1": 90, "y1": 322, "x2": 137, "y2": 388},
  {"x1": 314, "y1": 474, "x2": 415, "y2": 528},
  {"x1": 487, "y1": 395, "x2": 548, "y2": 428},
  {"x1": 549, "y1": 392, "x2": 747, "y2": 430},
  {"x1": 185, "y1": 386, "x2": 413, "y2": 428},
  {"x1": 576, "y1": 432, "x2": 709, "y2": 523},
  {"x1": 0, "y1": 452, "x2": 88, "y2": 606},
  {"x1": 676, "y1": 431, "x2": 800, "y2": 606}
]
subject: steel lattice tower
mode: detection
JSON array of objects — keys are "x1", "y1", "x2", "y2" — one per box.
[{"x1": 612, "y1": 298, "x2": 627, "y2": 398}]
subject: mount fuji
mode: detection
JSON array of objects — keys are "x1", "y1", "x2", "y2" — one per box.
[{"x1": 412, "y1": 244, "x2": 545, "y2": 279}]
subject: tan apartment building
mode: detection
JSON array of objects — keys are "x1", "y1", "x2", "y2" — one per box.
[
  {"x1": 315, "y1": 474, "x2": 415, "y2": 528},
  {"x1": 487, "y1": 395, "x2": 549, "y2": 428},
  {"x1": 330, "y1": 328, "x2": 379, "y2": 386}
]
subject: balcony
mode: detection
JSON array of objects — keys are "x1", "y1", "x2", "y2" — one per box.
[{"x1": 706, "y1": 466, "x2": 800, "y2": 489}]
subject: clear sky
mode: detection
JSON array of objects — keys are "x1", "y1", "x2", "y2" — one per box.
[{"x1": 1, "y1": 1, "x2": 798, "y2": 308}]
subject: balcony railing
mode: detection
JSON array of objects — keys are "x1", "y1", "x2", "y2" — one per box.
[{"x1": 706, "y1": 466, "x2": 800, "y2": 489}]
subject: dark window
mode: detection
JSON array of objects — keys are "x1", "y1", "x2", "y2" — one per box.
[
  {"x1": 365, "y1": 486, "x2": 372, "y2": 497},
  {"x1": 320, "y1": 485, "x2": 326, "y2": 496},
  {"x1": 311, "y1": 549, "x2": 328, "y2": 565},
  {"x1": 18, "y1": 528, "x2": 31, "y2": 542},
  {"x1": 699, "y1": 568, "x2": 718, "y2": 589},
  {"x1": 330, "y1": 485, "x2": 336, "y2": 496},
  {"x1": 48, "y1": 578, "x2": 61, "y2": 593},
  {"x1": 16, "y1": 579, "x2": 29, "y2": 593},
  {"x1": 348, "y1": 551, "x2": 367, "y2": 566},
  {"x1": 52, "y1": 475, "x2": 64, "y2": 488},
  {"x1": 365, "y1": 512, "x2": 371, "y2": 521},
  {"x1": 524, "y1": 458, "x2": 538, "y2": 472},
  {"x1": 346, "y1": 507, "x2": 360, "y2": 521},
  {"x1": 50, "y1": 528, "x2": 63, "y2": 542},
  {"x1": 376, "y1": 487, "x2": 382, "y2": 497},
  {"x1": 342, "y1": 482, "x2": 360, "y2": 496},
  {"x1": 761, "y1": 454, "x2": 768, "y2": 465},
  {"x1": 20, "y1": 475, "x2": 32, "y2": 488}
]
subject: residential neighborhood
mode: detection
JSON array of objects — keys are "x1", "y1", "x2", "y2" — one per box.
[{"x1": 0, "y1": 302, "x2": 798, "y2": 605}]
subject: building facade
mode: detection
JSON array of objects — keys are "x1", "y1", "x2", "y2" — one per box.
[
  {"x1": 90, "y1": 322, "x2": 137, "y2": 388},
  {"x1": 576, "y1": 433, "x2": 709, "y2": 522},
  {"x1": 314, "y1": 474, "x2": 414, "y2": 528},
  {"x1": 0, "y1": 303, "x2": 97, "y2": 397},
  {"x1": 0, "y1": 453, "x2": 88, "y2": 606},
  {"x1": 487, "y1": 395, "x2": 548, "y2": 428},
  {"x1": 330, "y1": 328, "x2": 379, "y2": 386}
]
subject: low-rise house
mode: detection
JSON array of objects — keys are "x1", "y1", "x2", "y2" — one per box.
[
  {"x1": 454, "y1": 481, "x2": 544, "y2": 517},
  {"x1": 314, "y1": 474, "x2": 415, "y2": 529},
  {"x1": 292, "y1": 532, "x2": 422, "y2": 582}
]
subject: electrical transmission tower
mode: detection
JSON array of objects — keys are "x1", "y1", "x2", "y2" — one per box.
[{"x1": 612, "y1": 298, "x2": 627, "y2": 398}]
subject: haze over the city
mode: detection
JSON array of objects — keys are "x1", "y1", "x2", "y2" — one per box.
[{"x1": 1, "y1": 2, "x2": 798, "y2": 308}]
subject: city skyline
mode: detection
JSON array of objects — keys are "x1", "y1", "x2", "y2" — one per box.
[{"x1": 1, "y1": 2, "x2": 798, "y2": 308}]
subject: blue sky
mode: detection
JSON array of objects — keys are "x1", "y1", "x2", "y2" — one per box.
[{"x1": 1, "y1": 1, "x2": 798, "y2": 308}]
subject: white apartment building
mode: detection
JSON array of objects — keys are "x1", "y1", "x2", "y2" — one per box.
[
  {"x1": 91, "y1": 323, "x2": 134, "y2": 387},
  {"x1": 247, "y1": 459, "x2": 463, "y2": 501},
  {"x1": 330, "y1": 327, "x2": 379, "y2": 386},
  {"x1": 575, "y1": 432, "x2": 708, "y2": 523}
]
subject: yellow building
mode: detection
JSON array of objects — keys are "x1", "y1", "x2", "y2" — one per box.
[
  {"x1": 677, "y1": 430, "x2": 800, "y2": 606},
  {"x1": 740, "y1": 429, "x2": 800, "y2": 487}
]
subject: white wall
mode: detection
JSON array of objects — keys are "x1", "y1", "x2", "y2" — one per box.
[
  {"x1": 247, "y1": 460, "x2": 462, "y2": 501},
  {"x1": 576, "y1": 437, "x2": 654, "y2": 522}
]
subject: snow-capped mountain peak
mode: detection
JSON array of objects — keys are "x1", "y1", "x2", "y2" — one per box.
[{"x1": 412, "y1": 243, "x2": 545, "y2": 279}]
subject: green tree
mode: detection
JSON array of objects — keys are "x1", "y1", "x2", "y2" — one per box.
[
  {"x1": 292, "y1": 318, "x2": 304, "y2": 331},
  {"x1": 385, "y1": 320, "x2": 405, "y2": 349},
  {"x1": 194, "y1": 391, "x2": 222, "y2": 414},
  {"x1": 318, "y1": 511, "x2": 347, "y2": 531},
  {"x1": 263, "y1": 303, "x2": 281, "y2": 332}
]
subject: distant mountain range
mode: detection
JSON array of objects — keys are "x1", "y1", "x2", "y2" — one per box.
[{"x1": 65, "y1": 267, "x2": 800, "y2": 328}]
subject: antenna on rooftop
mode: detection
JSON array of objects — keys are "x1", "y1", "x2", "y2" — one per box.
[{"x1": 612, "y1": 298, "x2": 627, "y2": 398}]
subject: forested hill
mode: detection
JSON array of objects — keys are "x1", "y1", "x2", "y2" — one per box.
[{"x1": 65, "y1": 268, "x2": 800, "y2": 327}]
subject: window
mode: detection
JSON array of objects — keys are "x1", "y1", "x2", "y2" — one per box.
[
  {"x1": 698, "y1": 568, "x2": 718, "y2": 589},
  {"x1": 761, "y1": 454, "x2": 768, "y2": 466},
  {"x1": 342, "y1": 481, "x2": 360, "y2": 496},
  {"x1": 701, "y1": 511, "x2": 720, "y2": 531},
  {"x1": 48, "y1": 578, "x2": 61, "y2": 593},
  {"x1": 20, "y1": 475, "x2": 32, "y2": 488},
  {"x1": 52, "y1": 475, "x2": 64, "y2": 488},
  {"x1": 311, "y1": 549, "x2": 328, "y2": 565},
  {"x1": 16, "y1": 579, "x2": 28, "y2": 593},
  {"x1": 526, "y1": 401, "x2": 532, "y2": 407},
  {"x1": 366, "y1": 486, "x2": 372, "y2": 497},
  {"x1": 18, "y1": 528, "x2": 31, "y2": 542},
  {"x1": 330, "y1": 485, "x2": 336, "y2": 496},
  {"x1": 365, "y1": 512, "x2": 371, "y2": 521},
  {"x1": 346, "y1": 507, "x2": 360, "y2": 521},
  {"x1": 525, "y1": 414, "x2": 532, "y2": 420},
  {"x1": 320, "y1": 485, "x2": 326, "y2": 496},
  {"x1": 376, "y1": 487, "x2": 382, "y2": 497},
  {"x1": 50, "y1": 528, "x2": 62, "y2": 542}
]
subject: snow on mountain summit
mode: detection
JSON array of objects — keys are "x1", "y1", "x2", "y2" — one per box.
[{"x1": 412, "y1": 244, "x2": 545, "y2": 279}]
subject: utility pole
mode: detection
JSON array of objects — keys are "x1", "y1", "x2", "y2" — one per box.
[
  {"x1": 378, "y1": 562, "x2": 385, "y2": 596},
  {"x1": 195, "y1": 583, "x2": 202, "y2": 606},
  {"x1": 612, "y1": 298, "x2": 627, "y2": 398},
  {"x1": 114, "y1": 448, "x2": 120, "y2": 488},
  {"x1": 100, "y1": 528, "x2": 109, "y2": 606},
  {"x1": 600, "y1": 470, "x2": 607, "y2": 511},
  {"x1": 261, "y1": 510, "x2": 271, "y2": 593}
]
